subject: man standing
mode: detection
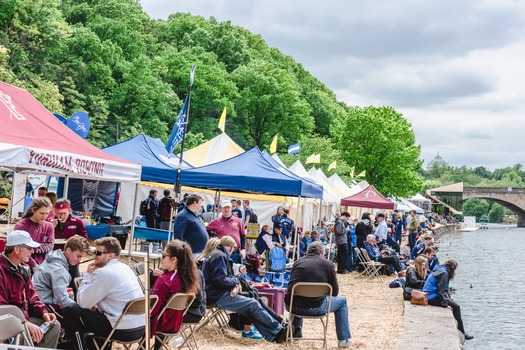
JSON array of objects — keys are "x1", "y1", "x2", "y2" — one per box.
[
  {"x1": 173, "y1": 194, "x2": 209, "y2": 255},
  {"x1": 231, "y1": 199, "x2": 243, "y2": 220},
  {"x1": 144, "y1": 189, "x2": 159, "y2": 228},
  {"x1": 53, "y1": 199, "x2": 88, "y2": 240},
  {"x1": 0, "y1": 230, "x2": 60, "y2": 348},
  {"x1": 285, "y1": 241, "x2": 352, "y2": 348},
  {"x1": 33, "y1": 235, "x2": 90, "y2": 310},
  {"x1": 243, "y1": 199, "x2": 253, "y2": 227},
  {"x1": 157, "y1": 189, "x2": 174, "y2": 231},
  {"x1": 334, "y1": 212, "x2": 351, "y2": 274},
  {"x1": 206, "y1": 200, "x2": 246, "y2": 263},
  {"x1": 375, "y1": 213, "x2": 388, "y2": 244},
  {"x1": 62, "y1": 237, "x2": 145, "y2": 350}
]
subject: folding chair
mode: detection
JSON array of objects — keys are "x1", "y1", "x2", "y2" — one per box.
[
  {"x1": 286, "y1": 282, "x2": 332, "y2": 350},
  {"x1": 200, "y1": 306, "x2": 230, "y2": 336},
  {"x1": 149, "y1": 293, "x2": 195, "y2": 350},
  {"x1": 0, "y1": 314, "x2": 27, "y2": 343},
  {"x1": 133, "y1": 262, "x2": 146, "y2": 293},
  {"x1": 91, "y1": 295, "x2": 158, "y2": 350},
  {"x1": 264, "y1": 247, "x2": 288, "y2": 287},
  {"x1": 0, "y1": 305, "x2": 34, "y2": 346},
  {"x1": 359, "y1": 248, "x2": 385, "y2": 282}
]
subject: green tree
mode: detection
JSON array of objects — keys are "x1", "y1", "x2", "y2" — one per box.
[
  {"x1": 334, "y1": 106, "x2": 423, "y2": 197},
  {"x1": 462, "y1": 198, "x2": 489, "y2": 220},
  {"x1": 488, "y1": 203, "x2": 505, "y2": 223}
]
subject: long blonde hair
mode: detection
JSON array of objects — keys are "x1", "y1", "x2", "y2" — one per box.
[
  {"x1": 414, "y1": 255, "x2": 428, "y2": 279},
  {"x1": 196, "y1": 238, "x2": 220, "y2": 262}
]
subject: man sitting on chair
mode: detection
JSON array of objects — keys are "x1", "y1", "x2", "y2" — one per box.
[
  {"x1": 285, "y1": 241, "x2": 352, "y2": 348},
  {"x1": 62, "y1": 237, "x2": 144, "y2": 350}
]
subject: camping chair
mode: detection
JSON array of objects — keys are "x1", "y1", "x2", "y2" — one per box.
[
  {"x1": 0, "y1": 305, "x2": 34, "y2": 346},
  {"x1": 286, "y1": 282, "x2": 332, "y2": 350},
  {"x1": 264, "y1": 247, "x2": 288, "y2": 287},
  {"x1": 359, "y1": 248, "x2": 385, "y2": 282},
  {"x1": 0, "y1": 314, "x2": 26, "y2": 342},
  {"x1": 91, "y1": 295, "x2": 158, "y2": 350},
  {"x1": 147, "y1": 293, "x2": 195, "y2": 350}
]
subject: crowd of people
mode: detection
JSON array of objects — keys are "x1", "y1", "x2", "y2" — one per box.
[{"x1": 1, "y1": 187, "x2": 472, "y2": 349}]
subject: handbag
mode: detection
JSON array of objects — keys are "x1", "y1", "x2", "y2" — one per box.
[{"x1": 410, "y1": 290, "x2": 428, "y2": 306}]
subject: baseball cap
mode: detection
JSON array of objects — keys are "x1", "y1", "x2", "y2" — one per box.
[
  {"x1": 6, "y1": 230, "x2": 40, "y2": 248},
  {"x1": 54, "y1": 202, "x2": 71, "y2": 214},
  {"x1": 221, "y1": 200, "x2": 232, "y2": 208}
]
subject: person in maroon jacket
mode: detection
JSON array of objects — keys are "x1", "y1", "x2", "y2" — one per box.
[
  {"x1": 53, "y1": 199, "x2": 88, "y2": 240},
  {"x1": 0, "y1": 230, "x2": 60, "y2": 348}
]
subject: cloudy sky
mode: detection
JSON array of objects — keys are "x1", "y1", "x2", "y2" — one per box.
[{"x1": 141, "y1": 0, "x2": 525, "y2": 170}]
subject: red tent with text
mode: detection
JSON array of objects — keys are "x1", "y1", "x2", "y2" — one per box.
[
  {"x1": 340, "y1": 185, "x2": 396, "y2": 210},
  {"x1": 0, "y1": 81, "x2": 141, "y2": 182}
]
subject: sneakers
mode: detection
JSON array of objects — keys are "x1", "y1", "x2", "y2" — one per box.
[
  {"x1": 242, "y1": 326, "x2": 263, "y2": 340},
  {"x1": 464, "y1": 333, "x2": 474, "y2": 340},
  {"x1": 338, "y1": 339, "x2": 352, "y2": 348}
]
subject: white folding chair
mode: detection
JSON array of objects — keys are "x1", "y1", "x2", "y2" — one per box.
[
  {"x1": 0, "y1": 314, "x2": 26, "y2": 342},
  {"x1": 0, "y1": 305, "x2": 34, "y2": 346},
  {"x1": 286, "y1": 282, "x2": 332, "y2": 350}
]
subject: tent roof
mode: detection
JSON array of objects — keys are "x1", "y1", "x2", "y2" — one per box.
[
  {"x1": 307, "y1": 168, "x2": 340, "y2": 204},
  {"x1": 180, "y1": 147, "x2": 323, "y2": 198},
  {"x1": 428, "y1": 182, "x2": 464, "y2": 193},
  {"x1": 328, "y1": 173, "x2": 357, "y2": 197},
  {"x1": 183, "y1": 132, "x2": 244, "y2": 167},
  {"x1": 409, "y1": 193, "x2": 431, "y2": 203},
  {"x1": 271, "y1": 153, "x2": 286, "y2": 167},
  {"x1": 0, "y1": 81, "x2": 141, "y2": 182},
  {"x1": 102, "y1": 134, "x2": 191, "y2": 184},
  {"x1": 340, "y1": 185, "x2": 395, "y2": 210},
  {"x1": 289, "y1": 160, "x2": 337, "y2": 203}
]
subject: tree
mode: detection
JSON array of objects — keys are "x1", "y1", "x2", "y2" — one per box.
[
  {"x1": 334, "y1": 106, "x2": 423, "y2": 197},
  {"x1": 462, "y1": 199, "x2": 489, "y2": 220},
  {"x1": 488, "y1": 203, "x2": 505, "y2": 223}
]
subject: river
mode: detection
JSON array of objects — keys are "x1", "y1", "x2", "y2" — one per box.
[{"x1": 435, "y1": 224, "x2": 525, "y2": 350}]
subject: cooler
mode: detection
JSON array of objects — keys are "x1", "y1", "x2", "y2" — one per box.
[{"x1": 252, "y1": 284, "x2": 286, "y2": 316}]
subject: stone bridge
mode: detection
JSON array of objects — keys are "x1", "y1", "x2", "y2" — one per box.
[
  {"x1": 427, "y1": 182, "x2": 525, "y2": 227},
  {"x1": 463, "y1": 187, "x2": 525, "y2": 226}
]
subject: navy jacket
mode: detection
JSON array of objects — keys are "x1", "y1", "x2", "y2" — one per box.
[
  {"x1": 202, "y1": 245, "x2": 238, "y2": 304},
  {"x1": 173, "y1": 207, "x2": 208, "y2": 254}
]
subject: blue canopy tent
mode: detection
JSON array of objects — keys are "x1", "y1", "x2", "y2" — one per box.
[
  {"x1": 103, "y1": 133, "x2": 192, "y2": 183},
  {"x1": 180, "y1": 147, "x2": 323, "y2": 198}
]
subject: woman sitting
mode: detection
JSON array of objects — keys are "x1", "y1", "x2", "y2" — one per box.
[
  {"x1": 150, "y1": 240, "x2": 200, "y2": 349},
  {"x1": 403, "y1": 255, "x2": 428, "y2": 299},
  {"x1": 422, "y1": 260, "x2": 473, "y2": 340}
]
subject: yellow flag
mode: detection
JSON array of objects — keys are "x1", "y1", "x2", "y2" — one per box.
[
  {"x1": 350, "y1": 166, "x2": 355, "y2": 178},
  {"x1": 218, "y1": 107, "x2": 226, "y2": 133},
  {"x1": 270, "y1": 134, "x2": 278, "y2": 154},
  {"x1": 328, "y1": 161, "x2": 336, "y2": 171},
  {"x1": 306, "y1": 153, "x2": 321, "y2": 164},
  {"x1": 358, "y1": 170, "x2": 366, "y2": 177}
]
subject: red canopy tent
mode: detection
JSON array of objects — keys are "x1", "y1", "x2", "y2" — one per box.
[
  {"x1": 340, "y1": 185, "x2": 396, "y2": 210},
  {"x1": 0, "y1": 81, "x2": 141, "y2": 182}
]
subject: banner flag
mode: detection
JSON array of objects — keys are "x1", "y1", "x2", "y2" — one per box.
[
  {"x1": 270, "y1": 134, "x2": 278, "y2": 154},
  {"x1": 165, "y1": 94, "x2": 189, "y2": 154},
  {"x1": 357, "y1": 170, "x2": 366, "y2": 178},
  {"x1": 350, "y1": 166, "x2": 355, "y2": 178},
  {"x1": 218, "y1": 107, "x2": 226, "y2": 133},
  {"x1": 189, "y1": 64, "x2": 196, "y2": 87},
  {"x1": 328, "y1": 161, "x2": 337, "y2": 171},
  {"x1": 287, "y1": 143, "x2": 300, "y2": 154},
  {"x1": 306, "y1": 153, "x2": 320, "y2": 164}
]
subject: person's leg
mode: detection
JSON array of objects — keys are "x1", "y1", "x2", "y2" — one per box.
[
  {"x1": 380, "y1": 256, "x2": 402, "y2": 272},
  {"x1": 329, "y1": 296, "x2": 351, "y2": 340},
  {"x1": 62, "y1": 304, "x2": 113, "y2": 350},
  {"x1": 337, "y1": 244, "x2": 348, "y2": 273},
  {"x1": 28, "y1": 316, "x2": 60, "y2": 348},
  {"x1": 447, "y1": 299, "x2": 465, "y2": 333},
  {"x1": 216, "y1": 293, "x2": 282, "y2": 341},
  {"x1": 346, "y1": 243, "x2": 355, "y2": 272}
]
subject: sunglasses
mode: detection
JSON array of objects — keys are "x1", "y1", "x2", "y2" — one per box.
[{"x1": 94, "y1": 250, "x2": 110, "y2": 256}]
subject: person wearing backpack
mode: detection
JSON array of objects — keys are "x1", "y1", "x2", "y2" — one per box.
[
  {"x1": 157, "y1": 189, "x2": 174, "y2": 231},
  {"x1": 243, "y1": 200, "x2": 255, "y2": 228}
]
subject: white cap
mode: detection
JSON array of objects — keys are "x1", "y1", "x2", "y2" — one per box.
[
  {"x1": 221, "y1": 200, "x2": 232, "y2": 208},
  {"x1": 6, "y1": 230, "x2": 40, "y2": 248}
]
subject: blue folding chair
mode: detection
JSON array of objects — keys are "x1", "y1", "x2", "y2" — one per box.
[{"x1": 264, "y1": 247, "x2": 288, "y2": 287}]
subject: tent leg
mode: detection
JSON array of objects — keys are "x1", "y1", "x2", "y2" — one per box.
[
  {"x1": 63, "y1": 175, "x2": 70, "y2": 198},
  {"x1": 127, "y1": 183, "x2": 139, "y2": 265},
  {"x1": 293, "y1": 195, "x2": 301, "y2": 261}
]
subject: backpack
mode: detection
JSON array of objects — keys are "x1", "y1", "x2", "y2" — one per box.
[
  {"x1": 139, "y1": 200, "x2": 147, "y2": 215},
  {"x1": 249, "y1": 210, "x2": 258, "y2": 223},
  {"x1": 158, "y1": 198, "x2": 173, "y2": 220},
  {"x1": 244, "y1": 253, "x2": 261, "y2": 275}
]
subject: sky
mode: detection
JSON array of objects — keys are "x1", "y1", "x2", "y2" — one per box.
[{"x1": 141, "y1": 0, "x2": 525, "y2": 170}]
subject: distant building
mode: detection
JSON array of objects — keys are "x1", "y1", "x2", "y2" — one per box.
[{"x1": 427, "y1": 152, "x2": 448, "y2": 170}]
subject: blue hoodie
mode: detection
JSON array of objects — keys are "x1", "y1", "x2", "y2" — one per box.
[{"x1": 422, "y1": 265, "x2": 450, "y2": 306}]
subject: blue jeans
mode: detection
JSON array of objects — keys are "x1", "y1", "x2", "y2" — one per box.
[
  {"x1": 346, "y1": 243, "x2": 357, "y2": 272},
  {"x1": 288, "y1": 296, "x2": 351, "y2": 340},
  {"x1": 215, "y1": 292, "x2": 282, "y2": 341},
  {"x1": 408, "y1": 231, "x2": 418, "y2": 249}
]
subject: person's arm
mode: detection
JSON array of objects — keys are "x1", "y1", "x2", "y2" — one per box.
[
  {"x1": 327, "y1": 261, "x2": 339, "y2": 296},
  {"x1": 435, "y1": 272, "x2": 451, "y2": 307},
  {"x1": 51, "y1": 271, "x2": 75, "y2": 307},
  {"x1": 239, "y1": 218, "x2": 246, "y2": 250},
  {"x1": 173, "y1": 214, "x2": 188, "y2": 241},
  {"x1": 262, "y1": 234, "x2": 275, "y2": 250},
  {"x1": 34, "y1": 224, "x2": 54, "y2": 257},
  {"x1": 77, "y1": 219, "x2": 88, "y2": 238},
  {"x1": 77, "y1": 266, "x2": 109, "y2": 309},
  {"x1": 209, "y1": 256, "x2": 238, "y2": 289},
  {"x1": 244, "y1": 209, "x2": 251, "y2": 227}
]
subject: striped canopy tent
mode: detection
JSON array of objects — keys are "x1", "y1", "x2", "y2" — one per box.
[{"x1": 182, "y1": 132, "x2": 244, "y2": 167}]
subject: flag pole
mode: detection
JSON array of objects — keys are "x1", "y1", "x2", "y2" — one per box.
[{"x1": 174, "y1": 64, "x2": 196, "y2": 208}]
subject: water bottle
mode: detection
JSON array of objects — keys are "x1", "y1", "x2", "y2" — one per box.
[
  {"x1": 148, "y1": 243, "x2": 153, "y2": 254},
  {"x1": 40, "y1": 321, "x2": 51, "y2": 334},
  {"x1": 67, "y1": 287, "x2": 74, "y2": 300}
]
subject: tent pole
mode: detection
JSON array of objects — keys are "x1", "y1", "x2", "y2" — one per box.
[
  {"x1": 144, "y1": 247, "x2": 150, "y2": 350},
  {"x1": 63, "y1": 175, "x2": 70, "y2": 198},
  {"x1": 293, "y1": 195, "x2": 301, "y2": 261},
  {"x1": 127, "y1": 183, "x2": 139, "y2": 265}
]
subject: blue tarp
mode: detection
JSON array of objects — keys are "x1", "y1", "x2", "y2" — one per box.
[
  {"x1": 102, "y1": 134, "x2": 191, "y2": 183},
  {"x1": 180, "y1": 147, "x2": 323, "y2": 198}
]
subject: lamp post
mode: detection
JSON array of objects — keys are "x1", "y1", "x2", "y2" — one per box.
[{"x1": 95, "y1": 123, "x2": 119, "y2": 144}]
